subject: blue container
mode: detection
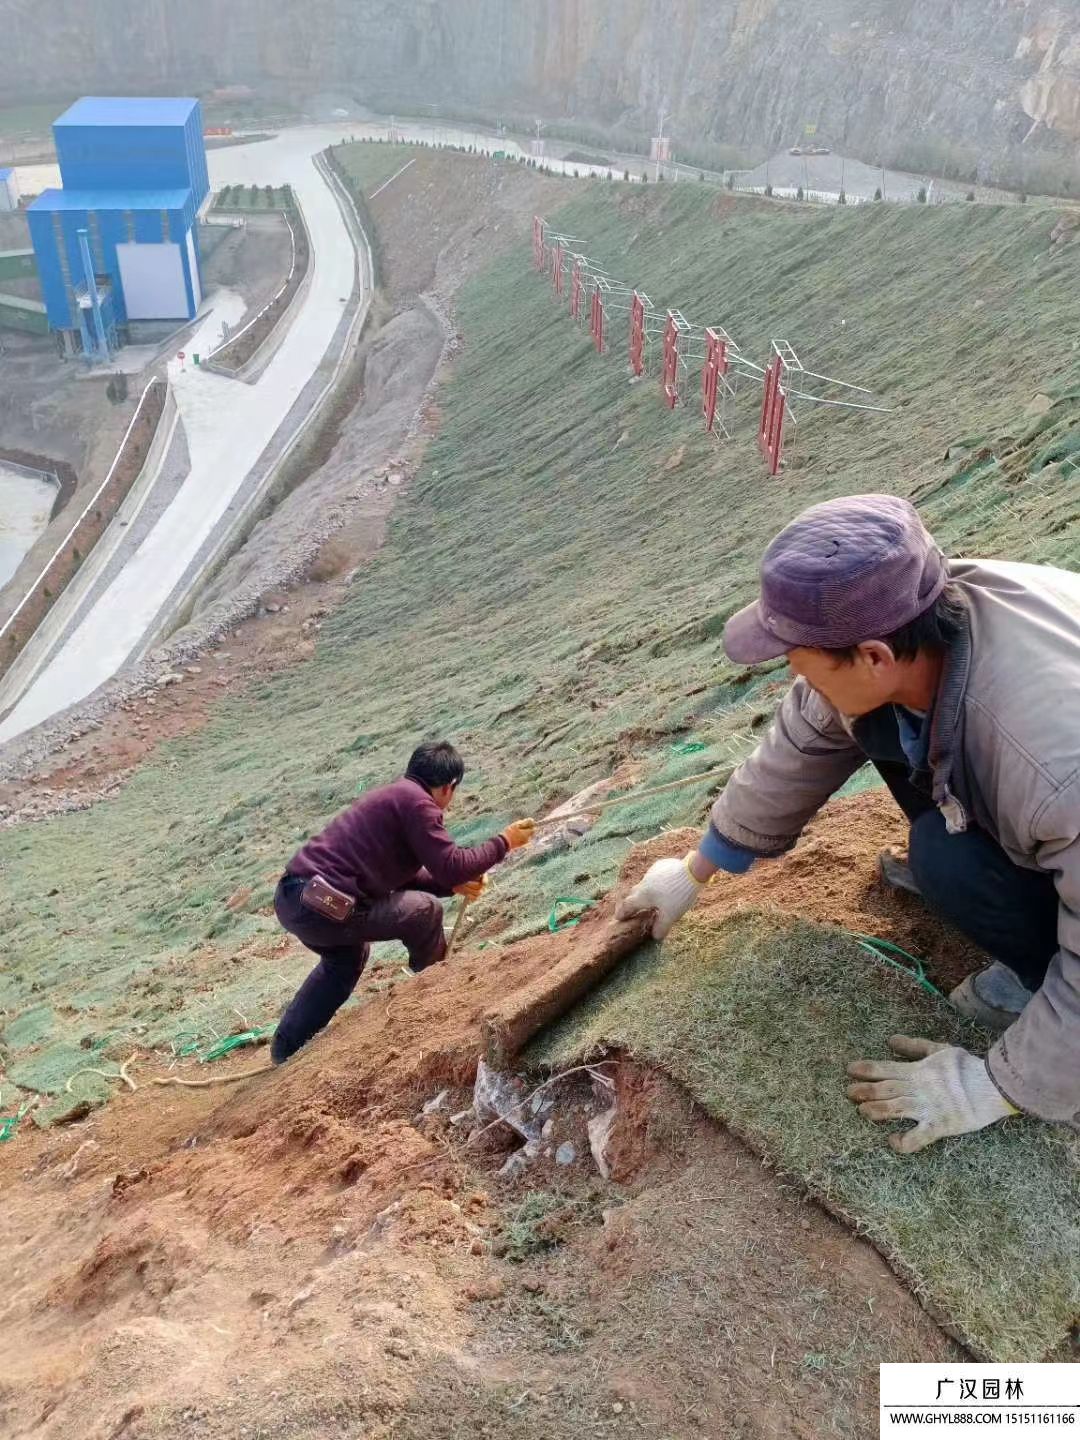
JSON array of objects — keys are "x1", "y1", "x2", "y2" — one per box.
[
  {"x1": 52, "y1": 97, "x2": 209, "y2": 209},
  {"x1": 29, "y1": 97, "x2": 210, "y2": 337}
]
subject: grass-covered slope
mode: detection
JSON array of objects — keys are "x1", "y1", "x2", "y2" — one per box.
[
  {"x1": 531, "y1": 910, "x2": 1080, "y2": 1363},
  {"x1": 3, "y1": 181, "x2": 1080, "y2": 1098}
]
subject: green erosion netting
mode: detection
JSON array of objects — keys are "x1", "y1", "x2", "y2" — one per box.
[
  {"x1": 530, "y1": 909, "x2": 1080, "y2": 1362},
  {"x1": 4, "y1": 179, "x2": 1080, "y2": 1107}
]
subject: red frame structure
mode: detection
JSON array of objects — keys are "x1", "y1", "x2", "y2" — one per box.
[
  {"x1": 758, "y1": 356, "x2": 787, "y2": 475},
  {"x1": 629, "y1": 291, "x2": 646, "y2": 376},
  {"x1": 532, "y1": 215, "x2": 546, "y2": 273},
  {"x1": 528, "y1": 214, "x2": 888, "y2": 469},
  {"x1": 589, "y1": 288, "x2": 605, "y2": 353},
  {"x1": 570, "y1": 258, "x2": 583, "y2": 321},
  {"x1": 701, "y1": 328, "x2": 729, "y2": 432},
  {"x1": 662, "y1": 312, "x2": 681, "y2": 408}
]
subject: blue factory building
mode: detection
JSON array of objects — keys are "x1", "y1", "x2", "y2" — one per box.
[{"x1": 28, "y1": 97, "x2": 210, "y2": 359}]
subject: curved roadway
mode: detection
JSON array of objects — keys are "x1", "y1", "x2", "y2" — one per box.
[{"x1": 0, "y1": 124, "x2": 616, "y2": 744}]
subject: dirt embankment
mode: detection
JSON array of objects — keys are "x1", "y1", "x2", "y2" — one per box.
[{"x1": 0, "y1": 790, "x2": 960, "y2": 1440}]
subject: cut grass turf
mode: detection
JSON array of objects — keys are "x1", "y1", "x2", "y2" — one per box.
[
  {"x1": 334, "y1": 142, "x2": 432, "y2": 196},
  {"x1": 3, "y1": 178, "x2": 1080, "y2": 1101},
  {"x1": 531, "y1": 909, "x2": 1080, "y2": 1362}
]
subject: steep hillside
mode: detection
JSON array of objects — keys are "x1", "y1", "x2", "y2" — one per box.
[
  {"x1": 3, "y1": 174, "x2": 1079, "y2": 1105},
  {"x1": 6, "y1": 0, "x2": 1080, "y2": 186},
  {"x1": 2, "y1": 158, "x2": 1080, "y2": 1437}
]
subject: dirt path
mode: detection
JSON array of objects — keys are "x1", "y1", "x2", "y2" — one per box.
[{"x1": 0, "y1": 793, "x2": 962, "y2": 1438}]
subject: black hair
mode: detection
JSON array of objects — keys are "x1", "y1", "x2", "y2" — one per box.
[
  {"x1": 406, "y1": 741, "x2": 465, "y2": 791},
  {"x1": 825, "y1": 583, "x2": 968, "y2": 664}
]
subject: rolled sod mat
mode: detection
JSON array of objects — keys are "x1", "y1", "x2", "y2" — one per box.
[{"x1": 529, "y1": 909, "x2": 1080, "y2": 1361}]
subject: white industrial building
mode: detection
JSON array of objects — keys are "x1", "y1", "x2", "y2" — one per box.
[{"x1": 0, "y1": 168, "x2": 20, "y2": 212}]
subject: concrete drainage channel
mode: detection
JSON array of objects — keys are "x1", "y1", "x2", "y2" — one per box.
[
  {"x1": 0, "y1": 387, "x2": 183, "y2": 724},
  {"x1": 134, "y1": 148, "x2": 376, "y2": 662}
]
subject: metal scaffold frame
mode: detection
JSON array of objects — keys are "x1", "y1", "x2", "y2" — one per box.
[
  {"x1": 702, "y1": 326, "x2": 738, "y2": 440},
  {"x1": 569, "y1": 254, "x2": 584, "y2": 322},
  {"x1": 529, "y1": 216, "x2": 893, "y2": 472},
  {"x1": 757, "y1": 338, "x2": 892, "y2": 475}
]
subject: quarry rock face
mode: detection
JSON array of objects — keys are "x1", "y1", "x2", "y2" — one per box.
[{"x1": 3, "y1": 0, "x2": 1080, "y2": 178}]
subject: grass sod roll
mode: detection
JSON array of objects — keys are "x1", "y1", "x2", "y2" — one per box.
[{"x1": 530, "y1": 909, "x2": 1080, "y2": 1362}]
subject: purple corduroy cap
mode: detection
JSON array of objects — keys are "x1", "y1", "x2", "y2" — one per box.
[{"x1": 724, "y1": 494, "x2": 947, "y2": 664}]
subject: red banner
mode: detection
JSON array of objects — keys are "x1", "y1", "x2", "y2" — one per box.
[
  {"x1": 702, "y1": 328, "x2": 728, "y2": 432},
  {"x1": 629, "y1": 292, "x2": 646, "y2": 376},
  {"x1": 589, "y1": 289, "x2": 605, "y2": 353},
  {"x1": 553, "y1": 243, "x2": 564, "y2": 297},
  {"x1": 758, "y1": 358, "x2": 786, "y2": 475},
  {"x1": 533, "y1": 216, "x2": 546, "y2": 273},
  {"x1": 662, "y1": 312, "x2": 680, "y2": 408}
]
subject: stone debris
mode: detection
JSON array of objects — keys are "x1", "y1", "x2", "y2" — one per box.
[
  {"x1": 497, "y1": 1149, "x2": 529, "y2": 1180},
  {"x1": 421, "y1": 1088, "x2": 452, "y2": 1116},
  {"x1": 473, "y1": 1058, "x2": 541, "y2": 1142},
  {"x1": 588, "y1": 1100, "x2": 618, "y2": 1180}
]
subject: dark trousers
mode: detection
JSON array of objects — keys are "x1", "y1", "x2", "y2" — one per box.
[
  {"x1": 857, "y1": 709, "x2": 1058, "y2": 992},
  {"x1": 271, "y1": 876, "x2": 447, "y2": 1063}
]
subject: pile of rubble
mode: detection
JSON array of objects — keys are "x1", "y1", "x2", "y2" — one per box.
[{"x1": 413, "y1": 1057, "x2": 621, "y2": 1185}]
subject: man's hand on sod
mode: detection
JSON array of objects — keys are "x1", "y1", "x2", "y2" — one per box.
[
  {"x1": 847, "y1": 1036, "x2": 1018, "y2": 1152},
  {"x1": 619, "y1": 845, "x2": 1021, "y2": 1154},
  {"x1": 617, "y1": 850, "x2": 717, "y2": 939}
]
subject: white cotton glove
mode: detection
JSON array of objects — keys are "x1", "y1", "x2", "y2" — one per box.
[
  {"x1": 846, "y1": 1036, "x2": 1018, "y2": 1154},
  {"x1": 616, "y1": 854, "x2": 703, "y2": 940}
]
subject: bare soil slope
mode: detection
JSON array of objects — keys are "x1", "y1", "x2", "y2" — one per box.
[{"x1": 0, "y1": 794, "x2": 960, "y2": 1440}]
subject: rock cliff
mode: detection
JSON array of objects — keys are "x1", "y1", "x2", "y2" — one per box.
[{"x1": 4, "y1": 0, "x2": 1080, "y2": 181}]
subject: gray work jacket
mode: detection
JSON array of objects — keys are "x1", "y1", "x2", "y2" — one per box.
[{"x1": 710, "y1": 559, "x2": 1080, "y2": 1125}]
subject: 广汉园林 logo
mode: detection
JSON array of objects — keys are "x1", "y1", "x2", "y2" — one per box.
[{"x1": 880, "y1": 1365, "x2": 1079, "y2": 1437}]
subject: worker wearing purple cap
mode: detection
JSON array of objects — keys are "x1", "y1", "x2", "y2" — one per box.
[{"x1": 620, "y1": 494, "x2": 1080, "y2": 1151}]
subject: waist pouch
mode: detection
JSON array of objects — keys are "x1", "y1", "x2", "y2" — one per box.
[{"x1": 299, "y1": 874, "x2": 357, "y2": 923}]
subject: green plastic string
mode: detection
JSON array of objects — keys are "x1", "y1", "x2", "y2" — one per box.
[
  {"x1": 548, "y1": 897, "x2": 596, "y2": 933},
  {"x1": 172, "y1": 1031, "x2": 204, "y2": 1059},
  {"x1": 200, "y1": 1026, "x2": 276, "y2": 1064},
  {"x1": 0, "y1": 1104, "x2": 31, "y2": 1143},
  {"x1": 670, "y1": 740, "x2": 707, "y2": 755},
  {"x1": 848, "y1": 931, "x2": 944, "y2": 999},
  {"x1": 170, "y1": 1025, "x2": 276, "y2": 1065}
]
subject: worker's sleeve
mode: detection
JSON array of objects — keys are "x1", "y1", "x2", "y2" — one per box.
[
  {"x1": 709, "y1": 677, "x2": 866, "y2": 856},
  {"x1": 404, "y1": 799, "x2": 510, "y2": 890},
  {"x1": 698, "y1": 828, "x2": 757, "y2": 873},
  {"x1": 987, "y1": 783, "x2": 1080, "y2": 1125},
  {"x1": 411, "y1": 866, "x2": 454, "y2": 899}
]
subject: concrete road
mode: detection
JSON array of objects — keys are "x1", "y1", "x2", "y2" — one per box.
[
  {"x1": 730, "y1": 149, "x2": 1000, "y2": 205},
  {"x1": 1, "y1": 123, "x2": 615, "y2": 744},
  {"x1": 1, "y1": 127, "x2": 359, "y2": 741}
]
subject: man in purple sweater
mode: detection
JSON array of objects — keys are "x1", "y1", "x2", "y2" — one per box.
[{"x1": 272, "y1": 741, "x2": 535, "y2": 1063}]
